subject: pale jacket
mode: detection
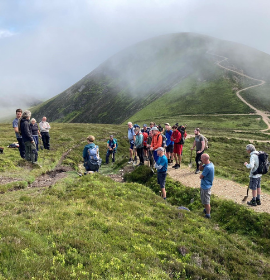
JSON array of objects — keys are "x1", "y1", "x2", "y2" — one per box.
[{"x1": 246, "y1": 151, "x2": 262, "y2": 178}]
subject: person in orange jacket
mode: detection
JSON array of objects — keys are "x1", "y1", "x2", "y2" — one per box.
[{"x1": 150, "y1": 127, "x2": 162, "y2": 162}]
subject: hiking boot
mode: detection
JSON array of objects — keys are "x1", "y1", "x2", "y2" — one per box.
[
  {"x1": 256, "y1": 198, "x2": 261, "y2": 205},
  {"x1": 172, "y1": 164, "x2": 177, "y2": 168},
  {"x1": 128, "y1": 158, "x2": 133, "y2": 163},
  {"x1": 205, "y1": 214, "x2": 211, "y2": 219},
  {"x1": 247, "y1": 199, "x2": 257, "y2": 206},
  {"x1": 175, "y1": 164, "x2": 180, "y2": 169},
  {"x1": 195, "y1": 169, "x2": 200, "y2": 174}
]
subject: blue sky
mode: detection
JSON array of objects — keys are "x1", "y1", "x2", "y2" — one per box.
[{"x1": 1, "y1": 0, "x2": 270, "y2": 117}]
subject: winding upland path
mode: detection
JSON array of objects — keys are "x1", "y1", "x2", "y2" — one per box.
[
  {"x1": 166, "y1": 53, "x2": 270, "y2": 214},
  {"x1": 208, "y1": 52, "x2": 270, "y2": 131}
]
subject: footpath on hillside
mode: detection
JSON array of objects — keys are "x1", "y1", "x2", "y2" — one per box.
[{"x1": 167, "y1": 164, "x2": 270, "y2": 214}]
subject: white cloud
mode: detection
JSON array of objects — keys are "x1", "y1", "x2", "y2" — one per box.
[{"x1": 0, "y1": 29, "x2": 15, "y2": 38}]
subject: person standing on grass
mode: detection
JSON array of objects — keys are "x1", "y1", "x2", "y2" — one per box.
[
  {"x1": 12, "y1": 108, "x2": 25, "y2": 159},
  {"x1": 105, "y1": 135, "x2": 116, "y2": 164},
  {"x1": 39, "y1": 117, "x2": 51, "y2": 150},
  {"x1": 30, "y1": 118, "x2": 41, "y2": 151},
  {"x1": 155, "y1": 147, "x2": 168, "y2": 200},
  {"x1": 134, "y1": 127, "x2": 144, "y2": 165},
  {"x1": 127, "y1": 122, "x2": 136, "y2": 163},
  {"x1": 244, "y1": 144, "x2": 262, "y2": 206},
  {"x1": 165, "y1": 123, "x2": 174, "y2": 164},
  {"x1": 150, "y1": 127, "x2": 162, "y2": 163},
  {"x1": 20, "y1": 110, "x2": 38, "y2": 164},
  {"x1": 199, "y1": 153, "x2": 214, "y2": 219},
  {"x1": 171, "y1": 125, "x2": 181, "y2": 169},
  {"x1": 191, "y1": 128, "x2": 205, "y2": 174}
]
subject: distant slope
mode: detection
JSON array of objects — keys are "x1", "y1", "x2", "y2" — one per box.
[{"x1": 31, "y1": 33, "x2": 270, "y2": 124}]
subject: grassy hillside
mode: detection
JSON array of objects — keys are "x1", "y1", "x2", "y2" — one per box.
[
  {"x1": 30, "y1": 33, "x2": 270, "y2": 124},
  {"x1": 1, "y1": 121, "x2": 270, "y2": 279}
]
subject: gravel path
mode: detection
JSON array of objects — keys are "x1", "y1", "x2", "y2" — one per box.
[{"x1": 167, "y1": 164, "x2": 270, "y2": 214}]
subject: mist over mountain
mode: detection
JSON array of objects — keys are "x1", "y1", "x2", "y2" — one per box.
[{"x1": 31, "y1": 33, "x2": 270, "y2": 124}]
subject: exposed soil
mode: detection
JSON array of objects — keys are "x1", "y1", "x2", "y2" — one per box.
[
  {"x1": 29, "y1": 166, "x2": 72, "y2": 188},
  {"x1": 167, "y1": 165, "x2": 270, "y2": 214}
]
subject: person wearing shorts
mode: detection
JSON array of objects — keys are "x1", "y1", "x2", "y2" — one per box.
[
  {"x1": 244, "y1": 144, "x2": 262, "y2": 206},
  {"x1": 127, "y1": 122, "x2": 136, "y2": 163},
  {"x1": 155, "y1": 147, "x2": 168, "y2": 200},
  {"x1": 199, "y1": 153, "x2": 214, "y2": 219},
  {"x1": 171, "y1": 125, "x2": 181, "y2": 169}
]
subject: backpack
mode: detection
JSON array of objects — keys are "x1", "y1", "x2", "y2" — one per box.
[
  {"x1": 201, "y1": 135, "x2": 209, "y2": 150},
  {"x1": 113, "y1": 139, "x2": 118, "y2": 152},
  {"x1": 158, "y1": 134, "x2": 167, "y2": 148},
  {"x1": 253, "y1": 151, "x2": 269, "y2": 175},
  {"x1": 177, "y1": 126, "x2": 186, "y2": 145},
  {"x1": 85, "y1": 145, "x2": 102, "y2": 171}
]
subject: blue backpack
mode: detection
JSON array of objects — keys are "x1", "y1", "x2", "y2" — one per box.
[{"x1": 85, "y1": 145, "x2": 102, "y2": 171}]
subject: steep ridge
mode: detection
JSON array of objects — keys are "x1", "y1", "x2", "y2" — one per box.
[{"x1": 31, "y1": 33, "x2": 270, "y2": 124}]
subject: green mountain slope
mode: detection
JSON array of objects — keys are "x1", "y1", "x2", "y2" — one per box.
[{"x1": 31, "y1": 33, "x2": 270, "y2": 124}]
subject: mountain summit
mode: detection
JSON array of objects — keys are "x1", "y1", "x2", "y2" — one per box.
[{"x1": 32, "y1": 33, "x2": 270, "y2": 124}]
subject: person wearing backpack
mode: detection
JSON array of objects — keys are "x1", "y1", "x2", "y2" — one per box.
[
  {"x1": 127, "y1": 122, "x2": 136, "y2": 163},
  {"x1": 244, "y1": 144, "x2": 263, "y2": 206},
  {"x1": 171, "y1": 125, "x2": 182, "y2": 169},
  {"x1": 106, "y1": 135, "x2": 116, "y2": 164},
  {"x1": 83, "y1": 135, "x2": 101, "y2": 173},
  {"x1": 191, "y1": 128, "x2": 205, "y2": 174},
  {"x1": 12, "y1": 108, "x2": 25, "y2": 159}
]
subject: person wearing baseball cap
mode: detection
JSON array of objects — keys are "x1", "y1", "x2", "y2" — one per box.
[
  {"x1": 155, "y1": 147, "x2": 168, "y2": 200},
  {"x1": 150, "y1": 126, "x2": 162, "y2": 162}
]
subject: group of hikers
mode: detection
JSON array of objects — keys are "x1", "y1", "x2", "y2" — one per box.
[
  {"x1": 12, "y1": 109, "x2": 51, "y2": 164},
  {"x1": 8, "y1": 110, "x2": 265, "y2": 219},
  {"x1": 82, "y1": 121, "x2": 266, "y2": 219}
]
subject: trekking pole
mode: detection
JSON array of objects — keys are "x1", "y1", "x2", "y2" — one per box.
[
  {"x1": 242, "y1": 186, "x2": 249, "y2": 202},
  {"x1": 188, "y1": 149, "x2": 193, "y2": 168}
]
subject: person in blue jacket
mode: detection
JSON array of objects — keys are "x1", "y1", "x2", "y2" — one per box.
[
  {"x1": 165, "y1": 123, "x2": 174, "y2": 164},
  {"x1": 106, "y1": 135, "x2": 116, "y2": 164},
  {"x1": 155, "y1": 147, "x2": 168, "y2": 200}
]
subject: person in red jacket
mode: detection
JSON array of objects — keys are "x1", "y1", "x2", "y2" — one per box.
[{"x1": 171, "y1": 125, "x2": 182, "y2": 169}]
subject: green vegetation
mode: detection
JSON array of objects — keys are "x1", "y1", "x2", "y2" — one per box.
[
  {"x1": 29, "y1": 32, "x2": 270, "y2": 125},
  {"x1": 1, "y1": 120, "x2": 270, "y2": 279}
]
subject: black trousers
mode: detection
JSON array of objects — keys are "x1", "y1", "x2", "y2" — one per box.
[
  {"x1": 17, "y1": 137, "x2": 25, "y2": 159},
  {"x1": 196, "y1": 150, "x2": 204, "y2": 169},
  {"x1": 41, "y1": 132, "x2": 50, "y2": 150},
  {"x1": 137, "y1": 147, "x2": 144, "y2": 164}
]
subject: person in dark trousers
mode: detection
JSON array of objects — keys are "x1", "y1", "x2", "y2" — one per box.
[
  {"x1": 30, "y1": 118, "x2": 41, "y2": 151},
  {"x1": 106, "y1": 135, "x2": 116, "y2": 164},
  {"x1": 134, "y1": 127, "x2": 144, "y2": 165},
  {"x1": 39, "y1": 116, "x2": 51, "y2": 150},
  {"x1": 12, "y1": 108, "x2": 25, "y2": 159},
  {"x1": 244, "y1": 144, "x2": 262, "y2": 206},
  {"x1": 199, "y1": 154, "x2": 214, "y2": 218},
  {"x1": 20, "y1": 110, "x2": 38, "y2": 163},
  {"x1": 191, "y1": 128, "x2": 205, "y2": 174},
  {"x1": 155, "y1": 147, "x2": 168, "y2": 200}
]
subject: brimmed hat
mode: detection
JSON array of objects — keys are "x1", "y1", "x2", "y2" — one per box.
[
  {"x1": 143, "y1": 124, "x2": 147, "y2": 127},
  {"x1": 164, "y1": 123, "x2": 170, "y2": 126},
  {"x1": 151, "y1": 127, "x2": 159, "y2": 131},
  {"x1": 156, "y1": 147, "x2": 164, "y2": 152}
]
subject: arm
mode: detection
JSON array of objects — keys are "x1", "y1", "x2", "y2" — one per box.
[
  {"x1": 191, "y1": 140, "x2": 196, "y2": 150},
  {"x1": 153, "y1": 134, "x2": 162, "y2": 150},
  {"x1": 244, "y1": 155, "x2": 255, "y2": 169}
]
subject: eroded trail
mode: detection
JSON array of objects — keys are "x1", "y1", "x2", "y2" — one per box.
[
  {"x1": 208, "y1": 52, "x2": 270, "y2": 132},
  {"x1": 167, "y1": 165, "x2": 270, "y2": 214}
]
